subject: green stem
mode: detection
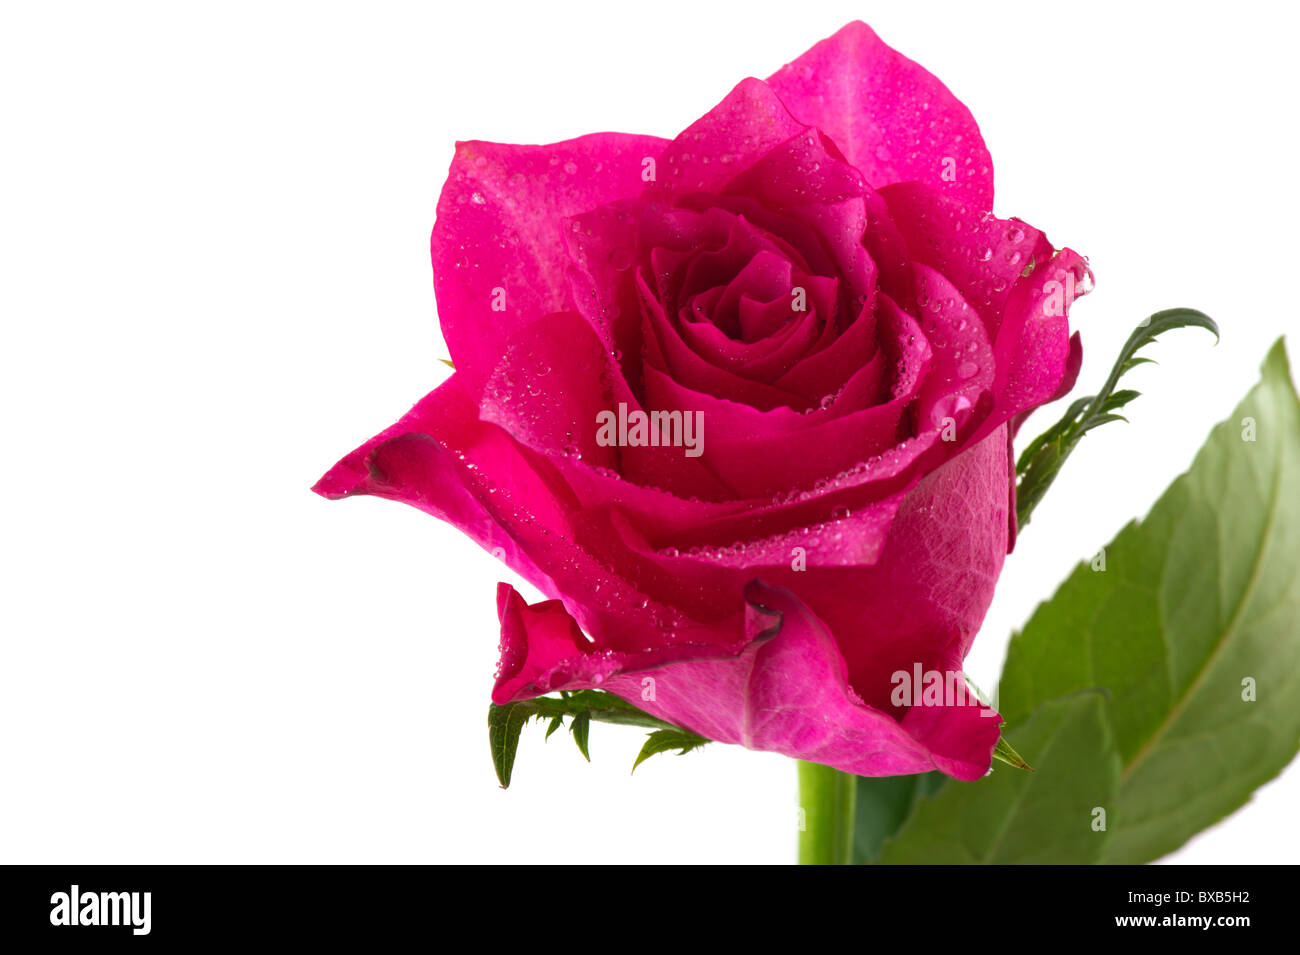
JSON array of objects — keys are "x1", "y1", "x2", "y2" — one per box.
[{"x1": 797, "y1": 761, "x2": 857, "y2": 865}]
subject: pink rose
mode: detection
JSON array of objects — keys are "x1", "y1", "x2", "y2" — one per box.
[{"x1": 316, "y1": 21, "x2": 1089, "y2": 781}]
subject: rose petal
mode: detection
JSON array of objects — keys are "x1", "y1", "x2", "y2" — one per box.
[
  {"x1": 493, "y1": 580, "x2": 998, "y2": 779},
  {"x1": 313, "y1": 376, "x2": 734, "y2": 653},
  {"x1": 767, "y1": 21, "x2": 994, "y2": 210},
  {"x1": 986, "y1": 249, "x2": 1092, "y2": 430},
  {"x1": 773, "y1": 299, "x2": 878, "y2": 398},
  {"x1": 640, "y1": 270, "x2": 809, "y2": 412},
  {"x1": 723, "y1": 126, "x2": 878, "y2": 310},
  {"x1": 493, "y1": 583, "x2": 746, "y2": 703},
  {"x1": 905, "y1": 264, "x2": 996, "y2": 436},
  {"x1": 878, "y1": 180, "x2": 1051, "y2": 340},
  {"x1": 677, "y1": 294, "x2": 826, "y2": 383},
  {"x1": 478, "y1": 309, "x2": 734, "y2": 501},
  {"x1": 432, "y1": 133, "x2": 667, "y2": 396},
  {"x1": 774, "y1": 423, "x2": 1013, "y2": 710},
  {"x1": 645, "y1": 78, "x2": 805, "y2": 202}
]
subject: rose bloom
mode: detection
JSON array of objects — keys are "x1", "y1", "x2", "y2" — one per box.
[{"x1": 316, "y1": 22, "x2": 1089, "y2": 780}]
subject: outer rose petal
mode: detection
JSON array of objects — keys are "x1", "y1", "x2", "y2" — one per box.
[
  {"x1": 494, "y1": 581, "x2": 999, "y2": 779},
  {"x1": 878, "y1": 180, "x2": 1051, "y2": 339},
  {"x1": 313, "y1": 375, "x2": 745, "y2": 654},
  {"x1": 493, "y1": 583, "x2": 749, "y2": 705},
  {"x1": 767, "y1": 21, "x2": 994, "y2": 210},
  {"x1": 876, "y1": 182, "x2": 1092, "y2": 446},
  {"x1": 494, "y1": 585, "x2": 595, "y2": 704},
  {"x1": 770, "y1": 422, "x2": 1015, "y2": 711},
  {"x1": 987, "y1": 249, "x2": 1091, "y2": 430},
  {"x1": 432, "y1": 133, "x2": 668, "y2": 396}
]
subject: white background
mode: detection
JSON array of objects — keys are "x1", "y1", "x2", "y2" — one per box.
[{"x1": 2, "y1": 0, "x2": 1296, "y2": 864}]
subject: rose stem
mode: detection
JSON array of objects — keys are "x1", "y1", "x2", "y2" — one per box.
[{"x1": 796, "y1": 761, "x2": 857, "y2": 865}]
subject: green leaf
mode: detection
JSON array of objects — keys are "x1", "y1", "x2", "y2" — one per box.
[
  {"x1": 487, "y1": 700, "x2": 541, "y2": 790},
  {"x1": 850, "y1": 724, "x2": 1026, "y2": 863},
  {"x1": 852, "y1": 772, "x2": 944, "y2": 864},
  {"x1": 1000, "y1": 338, "x2": 1300, "y2": 862},
  {"x1": 1015, "y1": 308, "x2": 1218, "y2": 529},
  {"x1": 991, "y1": 735, "x2": 1033, "y2": 772},
  {"x1": 874, "y1": 694, "x2": 1121, "y2": 864},
  {"x1": 569, "y1": 711, "x2": 591, "y2": 762},
  {"x1": 487, "y1": 689, "x2": 708, "y2": 788},
  {"x1": 631, "y1": 728, "x2": 708, "y2": 773}
]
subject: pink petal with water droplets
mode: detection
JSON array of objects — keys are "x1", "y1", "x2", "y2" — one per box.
[
  {"x1": 432, "y1": 133, "x2": 667, "y2": 397},
  {"x1": 767, "y1": 21, "x2": 994, "y2": 210},
  {"x1": 645, "y1": 78, "x2": 806, "y2": 202},
  {"x1": 493, "y1": 581, "x2": 999, "y2": 780}
]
